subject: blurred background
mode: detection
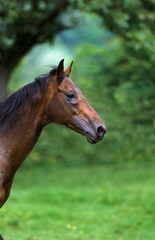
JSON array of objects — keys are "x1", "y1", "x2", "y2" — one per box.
[{"x1": 0, "y1": 1, "x2": 155, "y2": 239}]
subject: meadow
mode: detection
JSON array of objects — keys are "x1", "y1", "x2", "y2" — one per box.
[{"x1": 1, "y1": 162, "x2": 155, "y2": 240}]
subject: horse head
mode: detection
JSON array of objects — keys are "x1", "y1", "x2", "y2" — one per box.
[{"x1": 46, "y1": 59, "x2": 107, "y2": 144}]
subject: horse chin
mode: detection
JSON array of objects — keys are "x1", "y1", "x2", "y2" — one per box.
[
  {"x1": 85, "y1": 132, "x2": 98, "y2": 144},
  {"x1": 74, "y1": 129, "x2": 99, "y2": 144}
]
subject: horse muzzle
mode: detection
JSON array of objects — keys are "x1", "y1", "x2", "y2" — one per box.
[
  {"x1": 84, "y1": 122, "x2": 107, "y2": 144},
  {"x1": 68, "y1": 116, "x2": 107, "y2": 144},
  {"x1": 85, "y1": 124, "x2": 107, "y2": 144}
]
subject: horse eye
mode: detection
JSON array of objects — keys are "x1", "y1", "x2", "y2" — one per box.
[{"x1": 66, "y1": 92, "x2": 75, "y2": 99}]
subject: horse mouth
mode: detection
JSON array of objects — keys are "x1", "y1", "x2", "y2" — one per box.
[
  {"x1": 67, "y1": 122, "x2": 103, "y2": 144},
  {"x1": 85, "y1": 132, "x2": 98, "y2": 144}
]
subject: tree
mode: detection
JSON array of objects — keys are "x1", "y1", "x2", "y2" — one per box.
[
  {"x1": 1, "y1": 0, "x2": 155, "y2": 101},
  {"x1": 0, "y1": 0, "x2": 73, "y2": 100},
  {"x1": 76, "y1": 0, "x2": 155, "y2": 62}
]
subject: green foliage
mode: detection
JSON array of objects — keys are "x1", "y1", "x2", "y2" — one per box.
[
  {"x1": 1, "y1": 163, "x2": 155, "y2": 239},
  {"x1": 0, "y1": 1, "x2": 70, "y2": 50},
  {"x1": 74, "y1": 0, "x2": 155, "y2": 61}
]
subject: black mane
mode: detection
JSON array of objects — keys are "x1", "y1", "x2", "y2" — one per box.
[{"x1": 0, "y1": 67, "x2": 57, "y2": 125}]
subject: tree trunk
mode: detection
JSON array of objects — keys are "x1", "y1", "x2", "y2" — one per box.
[{"x1": 0, "y1": 71, "x2": 10, "y2": 102}]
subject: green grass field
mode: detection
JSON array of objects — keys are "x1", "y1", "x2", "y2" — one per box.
[{"x1": 1, "y1": 163, "x2": 155, "y2": 240}]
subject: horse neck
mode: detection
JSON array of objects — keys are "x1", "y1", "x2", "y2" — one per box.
[{"x1": 0, "y1": 97, "x2": 47, "y2": 179}]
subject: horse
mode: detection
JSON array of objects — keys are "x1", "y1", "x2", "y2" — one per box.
[{"x1": 0, "y1": 59, "x2": 107, "y2": 208}]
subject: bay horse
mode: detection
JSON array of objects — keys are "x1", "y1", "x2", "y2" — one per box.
[{"x1": 0, "y1": 59, "x2": 107, "y2": 208}]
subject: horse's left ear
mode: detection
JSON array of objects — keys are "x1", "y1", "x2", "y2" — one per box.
[
  {"x1": 64, "y1": 61, "x2": 73, "y2": 77},
  {"x1": 57, "y1": 59, "x2": 64, "y2": 79}
]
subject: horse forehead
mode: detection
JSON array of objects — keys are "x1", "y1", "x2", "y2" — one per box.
[{"x1": 59, "y1": 78, "x2": 81, "y2": 93}]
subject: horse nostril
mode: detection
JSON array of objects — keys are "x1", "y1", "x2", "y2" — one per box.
[{"x1": 96, "y1": 125, "x2": 107, "y2": 138}]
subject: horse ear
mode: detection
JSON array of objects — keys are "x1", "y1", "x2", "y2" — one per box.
[
  {"x1": 57, "y1": 59, "x2": 64, "y2": 78},
  {"x1": 64, "y1": 61, "x2": 73, "y2": 77}
]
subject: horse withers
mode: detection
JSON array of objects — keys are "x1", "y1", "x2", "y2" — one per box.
[{"x1": 0, "y1": 59, "x2": 107, "y2": 208}]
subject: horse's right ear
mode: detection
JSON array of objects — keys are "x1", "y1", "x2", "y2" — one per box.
[{"x1": 56, "y1": 59, "x2": 64, "y2": 79}]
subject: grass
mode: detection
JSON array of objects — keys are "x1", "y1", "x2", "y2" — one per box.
[{"x1": 1, "y1": 162, "x2": 155, "y2": 240}]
